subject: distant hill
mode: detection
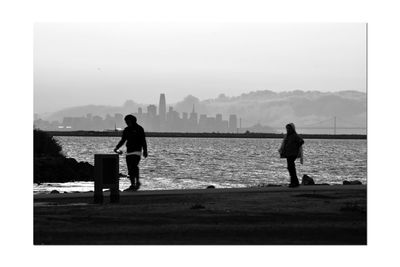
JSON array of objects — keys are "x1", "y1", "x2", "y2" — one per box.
[
  {"x1": 174, "y1": 90, "x2": 366, "y2": 129},
  {"x1": 45, "y1": 100, "x2": 143, "y2": 121}
]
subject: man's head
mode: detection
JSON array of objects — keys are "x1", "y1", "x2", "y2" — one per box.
[{"x1": 124, "y1": 115, "x2": 137, "y2": 127}]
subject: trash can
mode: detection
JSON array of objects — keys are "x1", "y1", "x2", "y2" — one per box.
[{"x1": 94, "y1": 154, "x2": 119, "y2": 203}]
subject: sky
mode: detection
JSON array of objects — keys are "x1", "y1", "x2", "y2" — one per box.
[{"x1": 34, "y1": 22, "x2": 366, "y2": 114}]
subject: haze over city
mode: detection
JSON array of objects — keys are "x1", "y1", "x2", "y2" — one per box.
[
  {"x1": 34, "y1": 23, "x2": 366, "y2": 114},
  {"x1": 34, "y1": 90, "x2": 366, "y2": 134}
]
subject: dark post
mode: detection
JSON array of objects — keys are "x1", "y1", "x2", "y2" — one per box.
[
  {"x1": 94, "y1": 154, "x2": 120, "y2": 203},
  {"x1": 334, "y1": 116, "x2": 337, "y2": 135}
]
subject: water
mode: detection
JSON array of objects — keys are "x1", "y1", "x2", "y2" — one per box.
[{"x1": 34, "y1": 137, "x2": 367, "y2": 194}]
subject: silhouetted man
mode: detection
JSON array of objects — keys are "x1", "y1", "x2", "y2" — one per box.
[{"x1": 114, "y1": 115, "x2": 148, "y2": 191}]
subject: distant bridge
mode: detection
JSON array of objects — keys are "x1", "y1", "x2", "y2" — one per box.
[
  {"x1": 271, "y1": 127, "x2": 366, "y2": 130},
  {"x1": 267, "y1": 116, "x2": 366, "y2": 134}
]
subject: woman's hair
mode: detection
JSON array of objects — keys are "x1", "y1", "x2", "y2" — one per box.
[
  {"x1": 286, "y1": 123, "x2": 297, "y2": 133},
  {"x1": 124, "y1": 114, "x2": 137, "y2": 125}
]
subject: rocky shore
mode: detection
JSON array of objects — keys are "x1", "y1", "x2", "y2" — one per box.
[
  {"x1": 34, "y1": 129, "x2": 95, "y2": 183},
  {"x1": 34, "y1": 156, "x2": 94, "y2": 183}
]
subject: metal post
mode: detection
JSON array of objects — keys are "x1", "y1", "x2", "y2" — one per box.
[
  {"x1": 334, "y1": 116, "x2": 337, "y2": 135},
  {"x1": 94, "y1": 154, "x2": 120, "y2": 204}
]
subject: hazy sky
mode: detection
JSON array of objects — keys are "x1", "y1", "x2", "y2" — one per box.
[{"x1": 34, "y1": 23, "x2": 366, "y2": 113}]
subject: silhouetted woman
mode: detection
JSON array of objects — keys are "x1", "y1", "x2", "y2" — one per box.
[{"x1": 279, "y1": 123, "x2": 304, "y2": 187}]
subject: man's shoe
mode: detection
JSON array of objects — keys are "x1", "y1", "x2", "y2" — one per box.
[{"x1": 135, "y1": 182, "x2": 141, "y2": 190}]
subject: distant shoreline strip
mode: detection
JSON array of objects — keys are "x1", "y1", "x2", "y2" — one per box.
[{"x1": 45, "y1": 131, "x2": 366, "y2": 140}]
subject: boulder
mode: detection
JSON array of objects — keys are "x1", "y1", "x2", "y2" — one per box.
[
  {"x1": 34, "y1": 156, "x2": 94, "y2": 183},
  {"x1": 206, "y1": 185, "x2": 215, "y2": 189},
  {"x1": 50, "y1": 190, "x2": 60, "y2": 194},
  {"x1": 65, "y1": 157, "x2": 78, "y2": 166},
  {"x1": 266, "y1": 184, "x2": 282, "y2": 187},
  {"x1": 76, "y1": 161, "x2": 94, "y2": 180},
  {"x1": 301, "y1": 174, "x2": 315, "y2": 185},
  {"x1": 343, "y1": 180, "x2": 362, "y2": 185},
  {"x1": 34, "y1": 130, "x2": 94, "y2": 183}
]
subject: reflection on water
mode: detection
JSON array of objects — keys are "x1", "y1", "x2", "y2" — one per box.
[{"x1": 34, "y1": 137, "x2": 367, "y2": 193}]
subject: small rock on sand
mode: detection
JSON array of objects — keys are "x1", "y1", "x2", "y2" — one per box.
[
  {"x1": 343, "y1": 180, "x2": 362, "y2": 185},
  {"x1": 301, "y1": 175, "x2": 315, "y2": 185}
]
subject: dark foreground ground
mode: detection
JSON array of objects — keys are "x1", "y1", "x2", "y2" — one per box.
[{"x1": 34, "y1": 185, "x2": 366, "y2": 245}]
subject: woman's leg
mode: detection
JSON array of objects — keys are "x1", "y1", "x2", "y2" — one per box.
[{"x1": 286, "y1": 156, "x2": 299, "y2": 186}]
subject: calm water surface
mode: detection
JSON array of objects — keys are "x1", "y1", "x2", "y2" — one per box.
[{"x1": 34, "y1": 137, "x2": 367, "y2": 193}]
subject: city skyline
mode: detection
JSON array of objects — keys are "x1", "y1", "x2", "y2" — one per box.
[
  {"x1": 34, "y1": 93, "x2": 241, "y2": 133},
  {"x1": 34, "y1": 91, "x2": 366, "y2": 134}
]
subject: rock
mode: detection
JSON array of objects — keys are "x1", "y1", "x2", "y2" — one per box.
[
  {"x1": 206, "y1": 185, "x2": 215, "y2": 189},
  {"x1": 50, "y1": 190, "x2": 60, "y2": 194},
  {"x1": 267, "y1": 184, "x2": 282, "y2": 187},
  {"x1": 65, "y1": 157, "x2": 78, "y2": 166},
  {"x1": 343, "y1": 180, "x2": 362, "y2": 185},
  {"x1": 301, "y1": 174, "x2": 315, "y2": 185},
  {"x1": 34, "y1": 156, "x2": 94, "y2": 183},
  {"x1": 76, "y1": 161, "x2": 94, "y2": 180},
  {"x1": 34, "y1": 130, "x2": 94, "y2": 183}
]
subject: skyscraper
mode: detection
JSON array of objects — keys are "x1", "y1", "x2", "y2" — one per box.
[
  {"x1": 189, "y1": 104, "x2": 198, "y2": 132},
  {"x1": 216, "y1": 114, "x2": 223, "y2": 132},
  {"x1": 159, "y1": 93, "x2": 166, "y2": 122},
  {"x1": 199, "y1": 114, "x2": 207, "y2": 132},
  {"x1": 158, "y1": 93, "x2": 167, "y2": 131},
  {"x1": 147, "y1": 105, "x2": 157, "y2": 117},
  {"x1": 229, "y1": 114, "x2": 238, "y2": 133}
]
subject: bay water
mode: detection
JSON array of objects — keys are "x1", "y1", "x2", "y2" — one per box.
[{"x1": 34, "y1": 137, "x2": 367, "y2": 194}]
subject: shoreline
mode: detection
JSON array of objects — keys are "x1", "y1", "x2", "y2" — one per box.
[
  {"x1": 45, "y1": 130, "x2": 367, "y2": 139},
  {"x1": 33, "y1": 184, "x2": 364, "y2": 198},
  {"x1": 34, "y1": 184, "x2": 366, "y2": 245},
  {"x1": 33, "y1": 182, "x2": 365, "y2": 196}
]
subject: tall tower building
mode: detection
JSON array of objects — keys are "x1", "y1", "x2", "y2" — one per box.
[
  {"x1": 147, "y1": 105, "x2": 157, "y2": 117},
  {"x1": 189, "y1": 104, "x2": 198, "y2": 132},
  {"x1": 229, "y1": 114, "x2": 238, "y2": 133},
  {"x1": 159, "y1": 93, "x2": 166, "y2": 122}
]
